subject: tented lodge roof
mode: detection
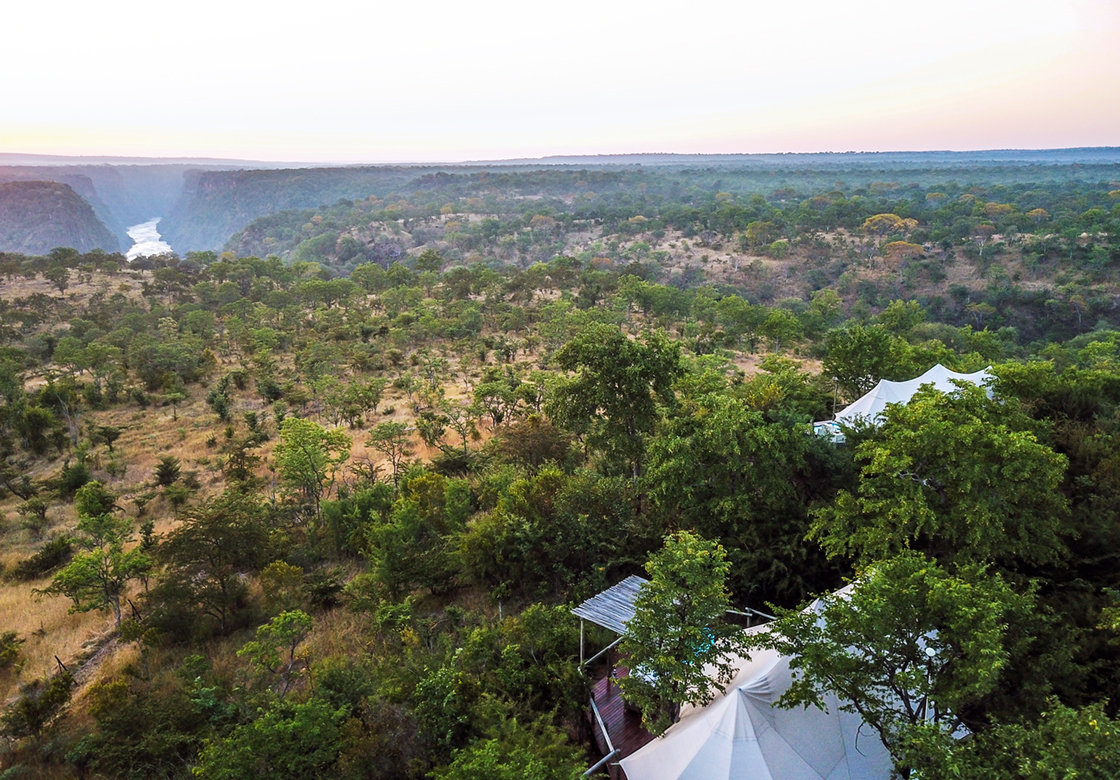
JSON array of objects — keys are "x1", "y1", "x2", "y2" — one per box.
[
  {"x1": 619, "y1": 585, "x2": 893, "y2": 780},
  {"x1": 833, "y1": 363, "x2": 992, "y2": 427}
]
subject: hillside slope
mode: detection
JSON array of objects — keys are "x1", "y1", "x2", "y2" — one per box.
[{"x1": 0, "y1": 180, "x2": 119, "y2": 254}]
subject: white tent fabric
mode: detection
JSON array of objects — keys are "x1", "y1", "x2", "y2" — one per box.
[
  {"x1": 618, "y1": 625, "x2": 893, "y2": 780},
  {"x1": 834, "y1": 364, "x2": 992, "y2": 427}
]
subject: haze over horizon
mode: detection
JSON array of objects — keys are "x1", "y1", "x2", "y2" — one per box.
[{"x1": 3, "y1": 0, "x2": 1119, "y2": 163}]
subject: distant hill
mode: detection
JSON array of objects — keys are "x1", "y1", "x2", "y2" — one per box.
[
  {"x1": 8, "y1": 148, "x2": 1117, "y2": 255},
  {"x1": 493, "y1": 147, "x2": 1120, "y2": 167},
  {"x1": 0, "y1": 152, "x2": 289, "y2": 167},
  {"x1": 0, "y1": 180, "x2": 119, "y2": 254}
]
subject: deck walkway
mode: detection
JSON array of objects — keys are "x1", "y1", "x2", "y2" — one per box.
[{"x1": 587, "y1": 669, "x2": 655, "y2": 779}]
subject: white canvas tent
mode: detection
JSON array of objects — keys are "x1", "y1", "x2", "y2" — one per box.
[
  {"x1": 618, "y1": 623, "x2": 894, "y2": 780},
  {"x1": 833, "y1": 364, "x2": 992, "y2": 427}
]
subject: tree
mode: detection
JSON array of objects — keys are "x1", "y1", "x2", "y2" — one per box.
[
  {"x1": 958, "y1": 699, "x2": 1120, "y2": 780},
  {"x1": 744, "y1": 220, "x2": 777, "y2": 248},
  {"x1": 759, "y1": 308, "x2": 802, "y2": 351},
  {"x1": 364, "y1": 471, "x2": 471, "y2": 597},
  {"x1": 618, "y1": 531, "x2": 749, "y2": 734},
  {"x1": 973, "y1": 223, "x2": 997, "y2": 257},
  {"x1": 883, "y1": 241, "x2": 924, "y2": 284},
  {"x1": 417, "y1": 400, "x2": 479, "y2": 459},
  {"x1": 0, "y1": 631, "x2": 24, "y2": 670},
  {"x1": 746, "y1": 551, "x2": 1028, "y2": 779},
  {"x1": 43, "y1": 265, "x2": 70, "y2": 297},
  {"x1": 92, "y1": 424, "x2": 123, "y2": 453},
  {"x1": 414, "y1": 248, "x2": 445, "y2": 274},
  {"x1": 193, "y1": 698, "x2": 345, "y2": 780},
  {"x1": 862, "y1": 213, "x2": 905, "y2": 267},
  {"x1": 39, "y1": 484, "x2": 151, "y2": 628},
  {"x1": 273, "y1": 417, "x2": 351, "y2": 524},
  {"x1": 811, "y1": 383, "x2": 1069, "y2": 568},
  {"x1": 823, "y1": 323, "x2": 912, "y2": 402},
  {"x1": 154, "y1": 454, "x2": 181, "y2": 487},
  {"x1": 547, "y1": 324, "x2": 682, "y2": 480},
  {"x1": 74, "y1": 479, "x2": 117, "y2": 517},
  {"x1": 16, "y1": 496, "x2": 50, "y2": 538},
  {"x1": 365, "y1": 421, "x2": 414, "y2": 490},
  {"x1": 645, "y1": 393, "x2": 836, "y2": 604},
  {"x1": 237, "y1": 610, "x2": 314, "y2": 698},
  {"x1": 434, "y1": 716, "x2": 583, "y2": 780},
  {"x1": 152, "y1": 490, "x2": 269, "y2": 635},
  {"x1": 494, "y1": 414, "x2": 575, "y2": 473}
]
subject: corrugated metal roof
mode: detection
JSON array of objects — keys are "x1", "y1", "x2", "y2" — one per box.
[{"x1": 571, "y1": 575, "x2": 650, "y2": 634}]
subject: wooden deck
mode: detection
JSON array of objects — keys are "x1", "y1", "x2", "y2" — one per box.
[{"x1": 587, "y1": 669, "x2": 655, "y2": 779}]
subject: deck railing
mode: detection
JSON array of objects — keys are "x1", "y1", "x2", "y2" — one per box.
[{"x1": 584, "y1": 693, "x2": 620, "y2": 777}]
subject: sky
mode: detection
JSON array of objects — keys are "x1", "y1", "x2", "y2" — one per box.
[{"x1": 2, "y1": 0, "x2": 1118, "y2": 162}]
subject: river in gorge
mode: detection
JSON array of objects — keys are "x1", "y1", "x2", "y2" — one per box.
[{"x1": 125, "y1": 218, "x2": 173, "y2": 260}]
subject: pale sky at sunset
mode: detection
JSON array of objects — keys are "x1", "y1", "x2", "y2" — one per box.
[{"x1": 3, "y1": 0, "x2": 1118, "y2": 162}]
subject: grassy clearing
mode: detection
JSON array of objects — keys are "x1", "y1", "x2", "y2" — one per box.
[{"x1": 0, "y1": 577, "x2": 110, "y2": 700}]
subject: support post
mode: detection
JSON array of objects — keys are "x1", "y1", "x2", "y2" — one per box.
[{"x1": 580, "y1": 618, "x2": 585, "y2": 666}]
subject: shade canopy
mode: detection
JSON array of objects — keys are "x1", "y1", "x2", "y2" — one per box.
[
  {"x1": 619, "y1": 624, "x2": 893, "y2": 780},
  {"x1": 571, "y1": 574, "x2": 650, "y2": 634},
  {"x1": 834, "y1": 364, "x2": 992, "y2": 427}
]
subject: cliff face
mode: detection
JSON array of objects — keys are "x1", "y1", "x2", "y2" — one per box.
[
  {"x1": 0, "y1": 180, "x2": 120, "y2": 254},
  {"x1": 0, "y1": 164, "x2": 194, "y2": 248},
  {"x1": 159, "y1": 166, "x2": 428, "y2": 252}
]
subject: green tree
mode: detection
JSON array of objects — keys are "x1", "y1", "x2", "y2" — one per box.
[
  {"x1": 74, "y1": 479, "x2": 117, "y2": 518},
  {"x1": 0, "y1": 631, "x2": 24, "y2": 670},
  {"x1": 39, "y1": 486, "x2": 152, "y2": 628},
  {"x1": 273, "y1": 417, "x2": 351, "y2": 524},
  {"x1": 151, "y1": 490, "x2": 269, "y2": 636},
  {"x1": 365, "y1": 421, "x2": 414, "y2": 490},
  {"x1": 811, "y1": 383, "x2": 1069, "y2": 568},
  {"x1": 237, "y1": 610, "x2": 314, "y2": 698},
  {"x1": 618, "y1": 531, "x2": 748, "y2": 734},
  {"x1": 747, "y1": 551, "x2": 1029, "y2": 779},
  {"x1": 77, "y1": 675, "x2": 210, "y2": 780},
  {"x1": 457, "y1": 467, "x2": 636, "y2": 598},
  {"x1": 760, "y1": 307, "x2": 802, "y2": 351},
  {"x1": 193, "y1": 698, "x2": 345, "y2": 780},
  {"x1": 958, "y1": 699, "x2": 1120, "y2": 780},
  {"x1": 92, "y1": 424, "x2": 124, "y2": 453},
  {"x1": 364, "y1": 471, "x2": 471, "y2": 597},
  {"x1": 823, "y1": 323, "x2": 912, "y2": 402},
  {"x1": 547, "y1": 324, "x2": 682, "y2": 480},
  {"x1": 645, "y1": 392, "x2": 837, "y2": 603},
  {"x1": 44, "y1": 265, "x2": 70, "y2": 297},
  {"x1": 434, "y1": 715, "x2": 583, "y2": 780},
  {"x1": 154, "y1": 454, "x2": 181, "y2": 487}
]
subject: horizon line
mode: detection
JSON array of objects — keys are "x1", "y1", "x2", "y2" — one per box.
[{"x1": 2, "y1": 146, "x2": 1119, "y2": 169}]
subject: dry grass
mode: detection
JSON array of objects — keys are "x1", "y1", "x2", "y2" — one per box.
[
  {"x1": 0, "y1": 576, "x2": 111, "y2": 700},
  {"x1": 305, "y1": 606, "x2": 377, "y2": 663},
  {"x1": 0, "y1": 271, "x2": 145, "y2": 307}
]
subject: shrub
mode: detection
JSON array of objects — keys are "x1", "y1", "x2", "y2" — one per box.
[
  {"x1": 15, "y1": 497, "x2": 49, "y2": 538},
  {"x1": 154, "y1": 455, "x2": 181, "y2": 487},
  {"x1": 0, "y1": 631, "x2": 23, "y2": 669},
  {"x1": 0, "y1": 671, "x2": 74, "y2": 739},
  {"x1": 56, "y1": 461, "x2": 91, "y2": 496},
  {"x1": 9, "y1": 536, "x2": 74, "y2": 581}
]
